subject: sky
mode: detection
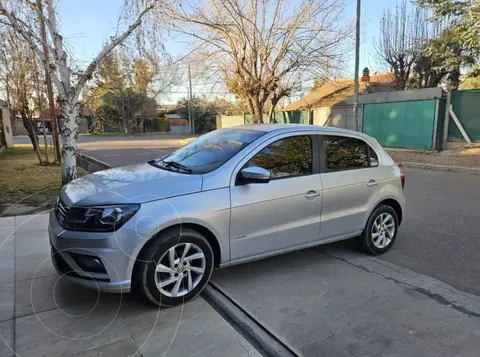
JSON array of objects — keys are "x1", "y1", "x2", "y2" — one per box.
[{"x1": 56, "y1": 0, "x2": 402, "y2": 104}]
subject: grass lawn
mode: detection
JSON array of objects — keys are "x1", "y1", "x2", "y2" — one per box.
[{"x1": 0, "y1": 145, "x2": 87, "y2": 216}]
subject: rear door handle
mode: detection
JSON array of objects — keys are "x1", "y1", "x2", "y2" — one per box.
[
  {"x1": 367, "y1": 179, "x2": 378, "y2": 188},
  {"x1": 305, "y1": 190, "x2": 321, "y2": 200}
]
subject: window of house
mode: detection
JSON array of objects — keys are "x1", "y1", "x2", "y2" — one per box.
[
  {"x1": 247, "y1": 136, "x2": 313, "y2": 179},
  {"x1": 324, "y1": 135, "x2": 377, "y2": 172}
]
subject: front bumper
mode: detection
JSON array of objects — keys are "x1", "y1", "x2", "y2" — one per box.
[{"x1": 48, "y1": 211, "x2": 142, "y2": 293}]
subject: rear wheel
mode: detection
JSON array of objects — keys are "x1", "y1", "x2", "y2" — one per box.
[
  {"x1": 356, "y1": 204, "x2": 399, "y2": 255},
  {"x1": 135, "y1": 228, "x2": 214, "y2": 306}
]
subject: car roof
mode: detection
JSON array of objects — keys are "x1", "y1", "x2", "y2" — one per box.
[{"x1": 228, "y1": 124, "x2": 371, "y2": 139}]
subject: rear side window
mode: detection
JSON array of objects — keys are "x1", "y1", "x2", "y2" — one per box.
[{"x1": 324, "y1": 135, "x2": 378, "y2": 172}]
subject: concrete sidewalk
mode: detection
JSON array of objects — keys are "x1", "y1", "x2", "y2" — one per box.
[{"x1": 0, "y1": 213, "x2": 260, "y2": 357}]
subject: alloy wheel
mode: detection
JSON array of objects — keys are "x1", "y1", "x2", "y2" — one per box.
[
  {"x1": 154, "y1": 243, "x2": 206, "y2": 298},
  {"x1": 371, "y1": 212, "x2": 395, "y2": 249}
]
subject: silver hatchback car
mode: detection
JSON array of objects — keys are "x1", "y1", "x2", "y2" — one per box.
[{"x1": 49, "y1": 125, "x2": 405, "y2": 306}]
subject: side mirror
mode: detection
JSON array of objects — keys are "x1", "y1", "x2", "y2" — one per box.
[{"x1": 240, "y1": 166, "x2": 271, "y2": 184}]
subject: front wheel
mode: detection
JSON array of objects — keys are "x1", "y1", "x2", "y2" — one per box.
[
  {"x1": 356, "y1": 204, "x2": 399, "y2": 255},
  {"x1": 135, "y1": 228, "x2": 214, "y2": 306}
]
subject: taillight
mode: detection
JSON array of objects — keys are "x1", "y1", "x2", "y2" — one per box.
[{"x1": 400, "y1": 172, "x2": 405, "y2": 189}]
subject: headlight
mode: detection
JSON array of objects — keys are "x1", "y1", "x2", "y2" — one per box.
[{"x1": 63, "y1": 204, "x2": 140, "y2": 232}]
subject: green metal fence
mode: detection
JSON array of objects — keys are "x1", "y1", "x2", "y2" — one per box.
[
  {"x1": 362, "y1": 100, "x2": 437, "y2": 150},
  {"x1": 272, "y1": 111, "x2": 310, "y2": 124},
  {"x1": 448, "y1": 90, "x2": 480, "y2": 143}
]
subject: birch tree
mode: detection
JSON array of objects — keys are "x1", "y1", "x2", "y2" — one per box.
[
  {"x1": 0, "y1": 0, "x2": 158, "y2": 184},
  {"x1": 165, "y1": 0, "x2": 351, "y2": 123}
]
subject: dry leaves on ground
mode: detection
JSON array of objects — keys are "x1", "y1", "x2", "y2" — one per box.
[{"x1": 387, "y1": 147, "x2": 480, "y2": 168}]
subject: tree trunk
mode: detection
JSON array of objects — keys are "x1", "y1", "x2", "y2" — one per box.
[
  {"x1": 246, "y1": 98, "x2": 256, "y2": 123},
  {"x1": 21, "y1": 117, "x2": 38, "y2": 150},
  {"x1": 21, "y1": 115, "x2": 43, "y2": 164},
  {"x1": 252, "y1": 98, "x2": 264, "y2": 124},
  {"x1": 268, "y1": 105, "x2": 275, "y2": 123},
  {"x1": 268, "y1": 97, "x2": 281, "y2": 123},
  {"x1": 59, "y1": 100, "x2": 81, "y2": 185}
]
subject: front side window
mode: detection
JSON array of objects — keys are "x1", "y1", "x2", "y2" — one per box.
[
  {"x1": 247, "y1": 135, "x2": 313, "y2": 179},
  {"x1": 153, "y1": 129, "x2": 265, "y2": 174},
  {"x1": 324, "y1": 135, "x2": 376, "y2": 172}
]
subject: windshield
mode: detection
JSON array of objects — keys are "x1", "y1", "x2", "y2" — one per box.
[{"x1": 154, "y1": 129, "x2": 265, "y2": 174}]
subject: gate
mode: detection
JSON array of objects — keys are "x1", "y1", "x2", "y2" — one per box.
[{"x1": 362, "y1": 100, "x2": 437, "y2": 150}]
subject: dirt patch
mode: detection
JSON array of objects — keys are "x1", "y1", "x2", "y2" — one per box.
[
  {"x1": 387, "y1": 148, "x2": 480, "y2": 168},
  {"x1": 0, "y1": 146, "x2": 87, "y2": 216}
]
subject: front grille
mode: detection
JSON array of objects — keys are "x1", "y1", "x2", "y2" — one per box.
[{"x1": 55, "y1": 197, "x2": 70, "y2": 226}]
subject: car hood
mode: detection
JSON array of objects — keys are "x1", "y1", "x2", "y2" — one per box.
[{"x1": 60, "y1": 163, "x2": 203, "y2": 206}]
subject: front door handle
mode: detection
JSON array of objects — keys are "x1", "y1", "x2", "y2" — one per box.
[
  {"x1": 305, "y1": 190, "x2": 321, "y2": 200},
  {"x1": 367, "y1": 179, "x2": 378, "y2": 188}
]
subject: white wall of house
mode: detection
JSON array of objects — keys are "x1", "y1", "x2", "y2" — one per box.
[
  {"x1": 219, "y1": 115, "x2": 245, "y2": 128},
  {"x1": 312, "y1": 105, "x2": 363, "y2": 131}
]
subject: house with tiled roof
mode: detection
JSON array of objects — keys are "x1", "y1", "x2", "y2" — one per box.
[{"x1": 282, "y1": 68, "x2": 397, "y2": 130}]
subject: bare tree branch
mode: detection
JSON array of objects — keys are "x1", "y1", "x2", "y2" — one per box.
[
  {"x1": 374, "y1": 0, "x2": 433, "y2": 89},
  {"x1": 75, "y1": 0, "x2": 158, "y2": 100},
  {"x1": 165, "y1": 0, "x2": 351, "y2": 122}
]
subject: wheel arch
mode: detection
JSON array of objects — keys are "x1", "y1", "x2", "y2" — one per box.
[
  {"x1": 131, "y1": 223, "x2": 222, "y2": 284},
  {"x1": 376, "y1": 198, "x2": 403, "y2": 225}
]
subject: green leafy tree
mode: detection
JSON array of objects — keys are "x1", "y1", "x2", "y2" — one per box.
[
  {"x1": 417, "y1": 0, "x2": 480, "y2": 80},
  {"x1": 460, "y1": 76, "x2": 480, "y2": 89},
  {"x1": 90, "y1": 52, "x2": 159, "y2": 134},
  {"x1": 98, "y1": 89, "x2": 149, "y2": 134},
  {"x1": 176, "y1": 97, "x2": 218, "y2": 134},
  {"x1": 417, "y1": 0, "x2": 480, "y2": 51},
  {"x1": 408, "y1": 28, "x2": 474, "y2": 88}
]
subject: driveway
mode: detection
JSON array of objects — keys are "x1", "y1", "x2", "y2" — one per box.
[
  {"x1": 0, "y1": 214, "x2": 261, "y2": 357},
  {"x1": 78, "y1": 140, "x2": 480, "y2": 356}
]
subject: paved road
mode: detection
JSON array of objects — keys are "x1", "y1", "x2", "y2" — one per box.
[
  {"x1": 14, "y1": 134, "x2": 193, "y2": 148},
  {"x1": 79, "y1": 139, "x2": 480, "y2": 356},
  {"x1": 382, "y1": 168, "x2": 480, "y2": 296}
]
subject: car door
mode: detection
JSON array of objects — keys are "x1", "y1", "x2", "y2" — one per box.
[
  {"x1": 319, "y1": 134, "x2": 381, "y2": 240},
  {"x1": 229, "y1": 133, "x2": 322, "y2": 261}
]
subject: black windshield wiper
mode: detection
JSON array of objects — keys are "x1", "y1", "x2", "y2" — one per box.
[{"x1": 160, "y1": 160, "x2": 193, "y2": 173}]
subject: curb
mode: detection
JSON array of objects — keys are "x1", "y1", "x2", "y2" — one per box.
[
  {"x1": 398, "y1": 162, "x2": 480, "y2": 175},
  {"x1": 203, "y1": 283, "x2": 301, "y2": 357},
  {"x1": 77, "y1": 152, "x2": 111, "y2": 173}
]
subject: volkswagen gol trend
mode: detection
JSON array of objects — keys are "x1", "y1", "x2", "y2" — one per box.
[{"x1": 49, "y1": 125, "x2": 405, "y2": 306}]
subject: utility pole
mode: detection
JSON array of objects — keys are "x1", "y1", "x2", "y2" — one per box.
[
  {"x1": 353, "y1": 0, "x2": 361, "y2": 132},
  {"x1": 187, "y1": 64, "x2": 195, "y2": 134},
  {"x1": 37, "y1": 0, "x2": 61, "y2": 162}
]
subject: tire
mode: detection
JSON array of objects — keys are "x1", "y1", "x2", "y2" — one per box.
[
  {"x1": 356, "y1": 204, "x2": 399, "y2": 255},
  {"x1": 135, "y1": 228, "x2": 214, "y2": 306}
]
